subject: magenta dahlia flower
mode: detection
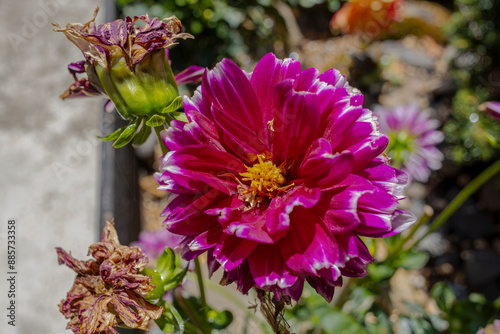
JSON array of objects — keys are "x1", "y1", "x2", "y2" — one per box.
[
  {"x1": 155, "y1": 53, "x2": 416, "y2": 302},
  {"x1": 375, "y1": 105, "x2": 444, "y2": 183}
]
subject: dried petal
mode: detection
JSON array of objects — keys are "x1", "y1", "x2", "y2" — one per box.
[{"x1": 57, "y1": 221, "x2": 163, "y2": 334}]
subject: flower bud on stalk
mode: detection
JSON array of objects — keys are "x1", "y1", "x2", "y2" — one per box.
[
  {"x1": 54, "y1": 8, "x2": 195, "y2": 147},
  {"x1": 54, "y1": 7, "x2": 192, "y2": 119}
]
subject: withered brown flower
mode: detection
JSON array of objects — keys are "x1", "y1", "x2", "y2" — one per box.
[{"x1": 57, "y1": 221, "x2": 163, "y2": 334}]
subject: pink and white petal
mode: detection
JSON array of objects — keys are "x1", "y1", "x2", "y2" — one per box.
[
  {"x1": 357, "y1": 157, "x2": 408, "y2": 199},
  {"x1": 272, "y1": 278, "x2": 304, "y2": 302},
  {"x1": 213, "y1": 236, "x2": 258, "y2": 271},
  {"x1": 322, "y1": 106, "x2": 363, "y2": 150},
  {"x1": 334, "y1": 233, "x2": 374, "y2": 277},
  {"x1": 379, "y1": 209, "x2": 416, "y2": 237},
  {"x1": 174, "y1": 65, "x2": 205, "y2": 85},
  {"x1": 162, "y1": 190, "x2": 226, "y2": 236},
  {"x1": 203, "y1": 59, "x2": 266, "y2": 146},
  {"x1": 265, "y1": 186, "x2": 321, "y2": 237},
  {"x1": 272, "y1": 80, "x2": 321, "y2": 164},
  {"x1": 249, "y1": 243, "x2": 299, "y2": 290},
  {"x1": 296, "y1": 138, "x2": 354, "y2": 189},
  {"x1": 181, "y1": 225, "x2": 222, "y2": 260},
  {"x1": 293, "y1": 68, "x2": 320, "y2": 92},
  {"x1": 321, "y1": 187, "x2": 365, "y2": 233},
  {"x1": 211, "y1": 104, "x2": 269, "y2": 156},
  {"x1": 250, "y1": 53, "x2": 301, "y2": 127},
  {"x1": 306, "y1": 275, "x2": 341, "y2": 303},
  {"x1": 356, "y1": 209, "x2": 416, "y2": 237},
  {"x1": 347, "y1": 135, "x2": 389, "y2": 171},
  {"x1": 164, "y1": 146, "x2": 244, "y2": 194},
  {"x1": 225, "y1": 209, "x2": 274, "y2": 244},
  {"x1": 281, "y1": 211, "x2": 343, "y2": 280}
]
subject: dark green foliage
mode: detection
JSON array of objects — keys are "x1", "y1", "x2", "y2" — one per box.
[
  {"x1": 117, "y1": 0, "x2": 290, "y2": 70},
  {"x1": 444, "y1": 0, "x2": 500, "y2": 163}
]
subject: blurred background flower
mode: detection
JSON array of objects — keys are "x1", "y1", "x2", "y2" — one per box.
[{"x1": 375, "y1": 104, "x2": 444, "y2": 183}]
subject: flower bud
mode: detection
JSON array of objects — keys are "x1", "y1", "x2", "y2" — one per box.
[
  {"x1": 88, "y1": 49, "x2": 178, "y2": 118},
  {"x1": 54, "y1": 7, "x2": 192, "y2": 120}
]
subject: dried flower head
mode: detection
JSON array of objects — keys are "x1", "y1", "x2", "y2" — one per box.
[
  {"x1": 155, "y1": 53, "x2": 416, "y2": 302},
  {"x1": 56, "y1": 221, "x2": 163, "y2": 334}
]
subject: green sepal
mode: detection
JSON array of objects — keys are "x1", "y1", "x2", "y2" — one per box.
[
  {"x1": 155, "y1": 301, "x2": 185, "y2": 334},
  {"x1": 155, "y1": 248, "x2": 189, "y2": 290},
  {"x1": 142, "y1": 267, "x2": 165, "y2": 301},
  {"x1": 133, "y1": 121, "x2": 152, "y2": 145},
  {"x1": 163, "y1": 263, "x2": 189, "y2": 291},
  {"x1": 156, "y1": 248, "x2": 177, "y2": 279},
  {"x1": 146, "y1": 114, "x2": 166, "y2": 127},
  {"x1": 160, "y1": 96, "x2": 183, "y2": 114},
  {"x1": 97, "y1": 126, "x2": 126, "y2": 141},
  {"x1": 113, "y1": 122, "x2": 139, "y2": 148}
]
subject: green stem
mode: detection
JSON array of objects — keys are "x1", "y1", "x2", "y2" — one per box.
[
  {"x1": 204, "y1": 279, "x2": 270, "y2": 333},
  {"x1": 331, "y1": 277, "x2": 354, "y2": 309},
  {"x1": 173, "y1": 290, "x2": 212, "y2": 334},
  {"x1": 154, "y1": 125, "x2": 168, "y2": 155},
  {"x1": 194, "y1": 258, "x2": 208, "y2": 313},
  {"x1": 411, "y1": 158, "x2": 500, "y2": 249}
]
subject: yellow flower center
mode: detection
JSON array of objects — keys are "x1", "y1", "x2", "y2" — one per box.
[{"x1": 239, "y1": 153, "x2": 287, "y2": 206}]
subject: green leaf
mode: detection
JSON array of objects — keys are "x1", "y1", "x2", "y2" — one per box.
[
  {"x1": 142, "y1": 267, "x2": 165, "y2": 301},
  {"x1": 368, "y1": 263, "x2": 395, "y2": 282},
  {"x1": 156, "y1": 248, "x2": 177, "y2": 279},
  {"x1": 97, "y1": 126, "x2": 125, "y2": 141},
  {"x1": 397, "y1": 250, "x2": 430, "y2": 270},
  {"x1": 113, "y1": 122, "x2": 139, "y2": 148},
  {"x1": 168, "y1": 304, "x2": 185, "y2": 334},
  {"x1": 320, "y1": 309, "x2": 368, "y2": 334},
  {"x1": 160, "y1": 96, "x2": 184, "y2": 114},
  {"x1": 163, "y1": 264, "x2": 189, "y2": 291},
  {"x1": 431, "y1": 282, "x2": 456, "y2": 312},
  {"x1": 132, "y1": 121, "x2": 152, "y2": 145},
  {"x1": 146, "y1": 114, "x2": 166, "y2": 127}
]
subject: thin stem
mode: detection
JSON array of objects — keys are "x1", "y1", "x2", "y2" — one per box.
[
  {"x1": 194, "y1": 258, "x2": 208, "y2": 312},
  {"x1": 331, "y1": 277, "x2": 354, "y2": 309},
  {"x1": 411, "y1": 158, "x2": 500, "y2": 249},
  {"x1": 173, "y1": 289, "x2": 212, "y2": 334},
  {"x1": 154, "y1": 125, "x2": 168, "y2": 155}
]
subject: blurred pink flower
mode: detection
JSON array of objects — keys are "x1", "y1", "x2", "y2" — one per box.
[
  {"x1": 131, "y1": 228, "x2": 183, "y2": 262},
  {"x1": 477, "y1": 320, "x2": 500, "y2": 334},
  {"x1": 375, "y1": 105, "x2": 444, "y2": 183}
]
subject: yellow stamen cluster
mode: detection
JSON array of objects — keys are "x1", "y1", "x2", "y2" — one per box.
[{"x1": 239, "y1": 154, "x2": 286, "y2": 205}]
